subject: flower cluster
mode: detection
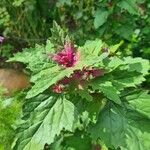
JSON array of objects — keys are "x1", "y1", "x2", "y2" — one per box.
[
  {"x1": 52, "y1": 42, "x2": 79, "y2": 67},
  {"x1": 51, "y1": 42, "x2": 104, "y2": 93},
  {"x1": 53, "y1": 68, "x2": 104, "y2": 93}
]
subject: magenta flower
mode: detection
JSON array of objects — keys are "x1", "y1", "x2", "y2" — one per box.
[
  {"x1": 0, "y1": 36, "x2": 4, "y2": 43},
  {"x1": 53, "y1": 68, "x2": 104, "y2": 93},
  {"x1": 52, "y1": 42, "x2": 79, "y2": 67}
]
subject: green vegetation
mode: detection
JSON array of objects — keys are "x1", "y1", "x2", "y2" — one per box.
[{"x1": 0, "y1": 1, "x2": 149, "y2": 150}]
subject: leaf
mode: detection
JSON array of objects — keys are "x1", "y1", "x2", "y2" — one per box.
[
  {"x1": 111, "y1": 70, "x2": 145, "y2": 90},
  {"x1": 50, "y1": 21, "x2": 67, "y2": 47},
  {"x1": 13, "y1": 96, "x2": 76, "y2": 150},
  {"x1": 26, "y1": 67, "x2": 74, "y2": 99},
  {"x1": 90, "y1": 56, "x2": 149, "y2": 92},
  {"x1": 91, "y1": 81, "x2": 121, "y2": 105},
  {"x1": 123, "y1": 57, "x2": 150, "y2": 75},
  {"x1": 126, "y1": 91, "x2": 150, "y2": 119},
  {"x1": 79, "y1": 39, "x2": 108, "y2": 67},
  {"x1": 89, "y1": 103, "x2": 150, "y2": 150},
  {"x1": 64, "y1": 132, "x2": 92, "y2": 150},
  {"x1": 82, "y1": 39, "x2": 104, "y2": 56},
  {"x1": 77, "y1": 90, "x2": 93, "y2": 101},
  {"x1": 8, "y1": 43, "x2": 54, "y2": 72},
  {"x1": 99, "y1": 82, "x2": 121, "y2": 105},
  {"x1": 85, "y1": 94, "x2": 107, "y2": 123},
  {"x1": 106, "y1": 57, "x2": 124, "y2": 70},
  {"x1": 45, "y1": 39, "x2": 55, "y2": 53},
  {"x1": 0, "y1": 96, "x2": 22, "y2": 150},
  {"x1": 118, "y1": 0, "x2": 139, "y2": 15},
  {"x1": 94, "y1": 9, "x2": 109, "y2": 29},
  {"x1": 109, "y1": 41, "x2": 124, "y2": 54},
  {"x1": 114, "y1": 23, "x2": 134, "y2": 40}
]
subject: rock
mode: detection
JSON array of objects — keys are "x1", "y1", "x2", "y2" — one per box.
[{"x1": 0, "y1": 68, "x2": 30, "y2": 94}]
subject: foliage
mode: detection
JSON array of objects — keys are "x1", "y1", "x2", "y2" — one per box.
[
  {"x1": 0, "y1": 0, "x2": 150, "y2": 60},
  {"x1": 8, "y1": 23, "x2": 150, "y2": 150},
  {"x1": 0, "y1": 87, "x2": 23, "y2": 150}
]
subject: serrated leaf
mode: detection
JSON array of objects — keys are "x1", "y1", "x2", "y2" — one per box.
[
  {"x1": 26, "y1": 67, "x2": 74, "y2": 99},
  {"x1": 82, "y1": 39, "x2": 104, "y2": 56},
  {"x1": 30, "y1": 65, "x2": 60, "y2": 83},
  {"x1": 111, "y1": 71, "x2": 145, "y2": 90},
  {"x1": 107, "y1": 57, "x2": 124, "y2": 70},
  {"x1": 77, "y1": 90, "x2": 93, "y2": 101},
  {"x1": 91, "y1": 81, "x2": 121, "y2": 105},
  {"x1": 118, "y1": 0, "x2": 139, "y2": 15},
  {"x1": 99, "y1": 82, "x2": 121, "y2": 105},
  {"x1": 85, "y1": 94, "x2": 107, "y2": 123},
  {"x1": 94, "y1": 9, "x2": 109, "y2": 29},
  {"x1": 126, "y1": 91, "x2": 150, "y2": 119},
  {"x1": 8, "y1": 43, "x2": 54, "y2": 72},
  {"x1": 64, "y1": 132, "x2": 92, "y2": 150},
  {"x1": 89, "y1": 103, "x2": 150, "y2": 150},
  {"x1": 50, "y1": 21, "x2": 66, "y2": 47},
  {"x1": 45, "y1": 39, "x2": 55, "y2": 53},
  {"x1": 13, "y1": 96, "x2": 76, "y2": 150},
  {"x1": 79, "y1": 39, "x2": 108, "y2": 67},
  {"x1": 123, "y1": 57, "x2": 149, "y2": 75}
]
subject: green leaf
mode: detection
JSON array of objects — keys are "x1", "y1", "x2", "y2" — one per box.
[
  {"x1": 99, "y1": 82, "x2": 121, "y2": 105},
  {"x1": 13, "y1": 96, "x2": 76, "y2": 150},
  {"x1": 123, "y1": 57, "x2": 150, "y2": 75},
  {"x1": 85, "y1": 94, "x2": 107, "y2": 123},
  {"x1": 79, "y1": 39, "x2": 108, "y2": 67},
  {"x1": 77, "y1": 90, "x2": 93, "y2": 101},
  {"x1": 81, "y1": 39, "x2": 104, "y2": 56},
  {"x1": 118, "y1": 0, "x2": 139, "y2": 15},
  {"x1": 114, "y1": 23, "x2": 134, "y2": 40},
  {"x1": 90, "y1": 56, "x2": 149, "y2": 92},
  {"x1": 91, "y1": 81, "x2": 121, "y2": 105},
  {"x1": 126, "y1": 91, "x2": 150, "y2": 119},
  {"x1": 8, "y1": 43, "x2": 54, "y2": 72},
  {"x1": 45, "y1": 39, "x2": 55, "y2": 53},
  {"x1": 111, "y1": 71, "x2": 145, "y2": 90},
  {"x1": 64, "y1": 132, "x2": 92, "y2": 150},
  {"x1": 50, "y1": 21, "x2": 67, "y2": 48},
  {"x1": 26, "y1": 67, "x2": 74, "y2": 99},
  {"x1": 94, "y1": 9, "x2": 109, "y2": 29},
  {"x1": 89, "y1": 103, "x2": 150, "y2": 149},
  {"x1": 106, "y1": 57, "x2": 124, "y2": 70},
  {"x1": 109, "y1": 41, "x2": 124, "y2": 54}
]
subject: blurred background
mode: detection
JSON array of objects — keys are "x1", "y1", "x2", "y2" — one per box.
[{"x1": 0, "y1": 0, "x2": 150, "y2": 62}]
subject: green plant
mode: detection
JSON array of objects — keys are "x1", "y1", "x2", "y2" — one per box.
[
  {"x1": 0, "y1": 87, "x2": 23, "y2": 150},
  {"x1": 8, "y1": 22, "x2": 150, "y2": 150}
]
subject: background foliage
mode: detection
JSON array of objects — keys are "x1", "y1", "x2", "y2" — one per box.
[{"x1": 0, "y1": 0, "x2": 150, "y2": 58}]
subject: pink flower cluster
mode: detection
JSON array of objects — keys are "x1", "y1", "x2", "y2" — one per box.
[{"x1": 52, "y1": 42, "x2": 79, "y2": 67}]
